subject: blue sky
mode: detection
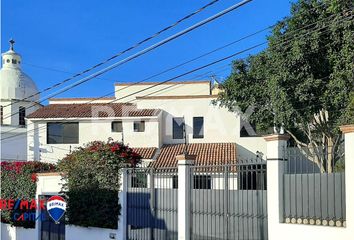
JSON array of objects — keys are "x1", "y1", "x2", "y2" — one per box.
[{"x1": 1, "y1": 0, "x2": 293, "y2": 101}]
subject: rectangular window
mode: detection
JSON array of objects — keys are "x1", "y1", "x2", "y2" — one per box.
[
  {"x1": 47, "y1": 122, "x2": 79, "y2": 144},
  {"x1": 172, "y1": 117, "x2": 184, "y2": 139},
  {"x1": 111, "y1": 121, "x2": 123, "y2": 132},
  {"x1": 0, "y1": 106, "x2": 3, "y2": 125},
  {"x1": 193, "y1": 117, "x2": 204, "y2": 138},
  {"x1": 193, "y1": 175, "x2": 211, "y2": 189},
  {"x1": 133, "y1": 121, "x2": 145, "y2": 132},
  {"x1": 19, "y1": 106, "x2": 26, "y2": 126}
]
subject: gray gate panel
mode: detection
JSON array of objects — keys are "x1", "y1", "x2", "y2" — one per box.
[{"x1": 191, "y1": 190, "x2": 267, "y2": 240}]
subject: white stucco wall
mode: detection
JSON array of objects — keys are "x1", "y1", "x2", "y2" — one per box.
[
  {"x1": 65, "y1": 225, "x2": 118, "y2": 240},
  {"x1": 1, "y1": 126, "x2": 27, "y2": 161},
  {"x1": 136, "y1": 96, "x2": 266, "y2": 159},
  {"x1": 265, "y1": 132, "x2": 354, "y2": 240},
  {"x1": 27, "y1": 116, "x2": 161, "y2": 163},
  {"x1": 0, "y1": 100, "x2": 41, "y2": 161},
  {"x1": 0, "y1": 223, "x2": 36, "y2": 240}
]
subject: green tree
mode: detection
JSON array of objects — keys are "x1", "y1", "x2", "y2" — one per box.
[
  {"x1": 57, "y1": 139, "x2": 141, "y2": 228},
  {"x1": 216, "y1": 0, "x2": 353, "y2": 172}
]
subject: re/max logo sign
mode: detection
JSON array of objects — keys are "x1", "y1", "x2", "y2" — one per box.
[{"x1": 0, "y1": 199, "x2": 46, "y2": 210}]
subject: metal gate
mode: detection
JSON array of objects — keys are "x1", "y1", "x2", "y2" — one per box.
[
  {"x1": 39, "y1": 195, "x2": 65, "y2": 240},
  {"x1": 126, "y1": 161, "x2": 268, "y2": 240},
  {"x1": 127, "y1": 168, "x2": 178, "y2": 240},
  {"x1": 190, "y1": 162, "x2": 268, "y2": 240}
]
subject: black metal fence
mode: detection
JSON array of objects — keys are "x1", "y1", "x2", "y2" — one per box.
[
  {"x1": 283, "y1": 147, "x2": 346, "y2": 227},
  {"x1": 127, "y1": 168, "x2": 178, "y2": 240},
  {"x1": 190, "y1": 162, "x2": 268, "y2": 240}
]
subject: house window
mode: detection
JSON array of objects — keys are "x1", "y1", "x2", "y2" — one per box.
[
  {"x1": 172, "y1": 117, "x2": 184, "y2": 139},
  {"x1": 111, "y1": 121, "x2": 123, "y2": 132},
  {"x1": 0, "y1": 106, "x2": 3, "y2": 124},
  {"x1": 193, "y1": 175, "x2": 211, "y2": 189},
  {"x1": 12, "y1": 59, "x2": 17, "y2": 64},
  {"x1": 193, "y1": 117, "x2": 204, "y2": 138},
  {"x1": 19, "y1": 106, "x2": 26, "y2": 126},
  {"x1": 133, "y1": 121, "x2": 145, "y2": 132},
  {"x1": 47, "y1": 122, "x2": 79, "y2": 144}
]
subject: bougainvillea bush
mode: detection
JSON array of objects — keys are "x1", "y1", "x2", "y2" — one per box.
[
  {"x1": 57, "y1": 139, "x2": 141, "y2": 229},
  {"x1": 0, "y1": 161, "x2": 56, "y2": 228}
]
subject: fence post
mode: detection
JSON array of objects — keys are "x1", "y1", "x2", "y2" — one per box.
[
  {"x1": 177, "y1": 154, "x2": 196, "y2": 240},
  {"x1": 340, "y1": 124, "x2": 354, "y2": 228},
  {"x1": 118, "y1": 168, "x2": 128, "y2": 240},
  {"x1": 264, "y1": 134, "x2": 290, "y2": 238}
]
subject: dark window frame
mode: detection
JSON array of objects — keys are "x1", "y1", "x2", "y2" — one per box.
[
  {"x1": 133, "y1": 121, "x2": 145, "y2": 132},
  {"x1": 0, "y1": 105, "x2": 3, "y2": 125},
  {"x1": 19, "y1": 106, "x2": 26, "y2": 126},
  {"x1": 111, "y1": 121, "x2": 123, "y2": 132},
  {"x1": 47, "y1": 122, "x2": 79, "y2": 144},
  {"x1": 193, "y1": 117, "x2": 204, "y2": 139},
  {"x1": 172, "y1": 117, "x2": 184, "y2": 139}
]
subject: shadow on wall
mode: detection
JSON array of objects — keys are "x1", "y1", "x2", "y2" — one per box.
[
  {"x1": 127, "y1": 191, "x2": 177, "y2": 240},
  {"x1": 236, "y1": 144, "x2": 264, "y2": 161}
]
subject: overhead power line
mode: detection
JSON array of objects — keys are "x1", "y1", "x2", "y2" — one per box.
[
  {"x1": 2, "y1": 9, "x2": 352, "y2": 139},
  {"x1": 3, "y1": 7, "x2": 352, "y2": 122},
  {"x1": 1, "y1": 42, "x2": 264, "y2": 141},
  {"x1": 2, "y1": 0, "x2": 253, "y2": 120},
  {"x1": 1, "y1": 0, "x2": 222, "y2": 108},
  {"x1": 3, "y1": 0, "x2": 246, "y2": 110}
]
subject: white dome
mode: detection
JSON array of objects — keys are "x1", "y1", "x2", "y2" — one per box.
[{"x1": 0, "y1": 43, "x2": 39, "y2": 102}]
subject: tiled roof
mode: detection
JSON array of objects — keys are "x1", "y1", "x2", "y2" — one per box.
[
  {"x1": 27, "y1": 103, "x2": 161, "y2": 119},
  {"x1": 132, "y1": 147, "x2": 157, "y2": 159},
  {"x1": 151, "y1": 143, "x2": 237, "y2": 168}
]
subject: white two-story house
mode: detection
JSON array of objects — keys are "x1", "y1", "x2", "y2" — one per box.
[{"x1": 26, "y1": 80, "x2": 266, "y2": 166}]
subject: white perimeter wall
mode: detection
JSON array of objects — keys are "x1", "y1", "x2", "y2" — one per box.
[
  {"x1": 0, "y1": 223, "x2": 36, "y2": 240},
  {"x1": 65, "y1": 225, "x2": 118, "y2": 240}
]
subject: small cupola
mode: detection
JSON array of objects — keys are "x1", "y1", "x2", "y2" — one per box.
[{"x1": 2, "y1": 39, "x2": 22, "y2": 69}]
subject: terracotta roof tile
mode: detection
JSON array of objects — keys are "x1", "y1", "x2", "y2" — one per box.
[
  {"x1": 27, "y1": 103, "x2": 161, "y2": 119},
  {"x1": 151, "y1": 143, "x2": 237, "y2": 168},
  {"x1": 132, "y1": 147, "x2": 157, "y2": 159}
]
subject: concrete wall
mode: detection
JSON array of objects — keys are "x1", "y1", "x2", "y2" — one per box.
[
  {"x1": 0, "y1": 100, "x2": 41, "y2": 161},
  {"x1": 0, "y1": 100, "x2": 40, "y2": 126},
  {"x1": 65, "y1": 225, "x2": 118, "y2": 240},
  {"x1": 0, "y1": 223, "x2": 36, "y2": 240},
  {"x1": 1, "y1": 126, "x2": 27, "y2": 161},
  {"x1": 0, "y1": 223, "x2": 118, "y2": 240},
  {"x1": 265, "y1": 130, "x2": 354, "y2": 240},
  {"x1": 27, "y1": 116, "x2": 161, "y2": 163}
]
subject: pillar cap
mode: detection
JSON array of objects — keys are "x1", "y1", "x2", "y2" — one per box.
[
  {"x1": 176, "y1": 154, "x2": 196, "y2": 165},
  {"x1": 36, "y1": 172, "x2": 64, "y2": 177},
  {"x1": 340, "y1": 124, "x2": 354, "y2": 134},
  {"x1": 263, "y1": 134, "x2": 290, "y2": 142}
]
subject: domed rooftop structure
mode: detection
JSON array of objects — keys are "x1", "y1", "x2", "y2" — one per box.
[{"x1": 0, "y1": 39, "x2": 39, "y2": 102}]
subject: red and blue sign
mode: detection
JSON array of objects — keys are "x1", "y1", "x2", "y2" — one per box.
[{"x1": 46, "y1": 196, "x2": 66, "y2": 224}]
